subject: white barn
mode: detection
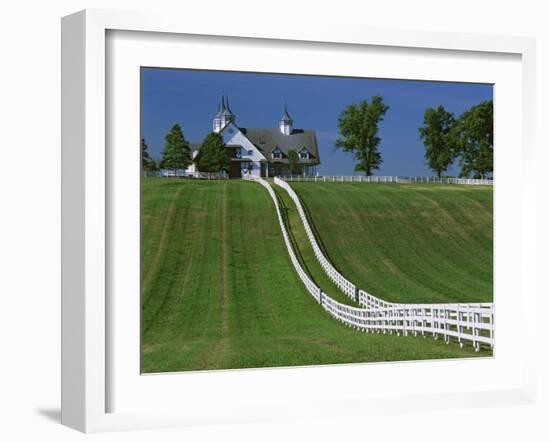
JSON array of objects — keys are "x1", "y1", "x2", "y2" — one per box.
[{"x1": 188, "y1": 97, "x2": 320, "y2": 178}]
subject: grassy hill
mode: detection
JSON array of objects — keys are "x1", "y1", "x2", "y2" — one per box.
[
  {"x1": 290, "y1": 182, "x2": 493, "y2": 304},
  {"x1": 141, "y1": 179, "x2": 489, "y2": 373}
]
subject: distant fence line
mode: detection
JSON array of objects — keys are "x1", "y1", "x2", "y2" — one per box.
[
  {"x1": 144, "y1": 170, "x2": 228, "y2": 179},
  {"x1": 144, "y1": 171, "x2": 493, "y2": 186},
  {"x1": 280, "y1": 175, "x2": 493, "y2": 186},
  {"x1": 246, "y1": 175, "x2": 494, "y2": 350}
]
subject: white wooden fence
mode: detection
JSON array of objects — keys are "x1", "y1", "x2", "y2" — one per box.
[
  {"x1": 254, "y1": 176, "x2": 495, "y2": 350},
  {"x1": 280, "y1": 175, "x2": 493, "y2": 186},
  {"x1": 144, "y1": 170, "x2": 229, "y2": 179}
]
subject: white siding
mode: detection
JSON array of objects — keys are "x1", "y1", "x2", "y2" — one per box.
[{"x1": 221, "y1": 122, "x2": 266, "y2": 177}]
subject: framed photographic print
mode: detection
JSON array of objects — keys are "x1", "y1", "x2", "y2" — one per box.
[
  {"x1": 61, "y1": 9, "x2": 537, "y2": 433},
  {"x1": 139, "y1": 67, "x2": 495, "y2": 376}
]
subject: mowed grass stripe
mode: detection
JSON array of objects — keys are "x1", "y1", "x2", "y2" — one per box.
[
  {"x1": 291, "y1": 183, "x2": 493, "y2": 304},
  {"x1": 272, "y1": 184, "x2": 358, "y2": 307},
  {"x1": 142, "y1": 180, "x2": 226, "y2": 370},
  {"x1": 141, "y1": 179, "x2": 490, "y2": 373}
]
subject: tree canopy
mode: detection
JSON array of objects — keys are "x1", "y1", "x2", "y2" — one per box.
[
  {"x1": 196, "y1": 132, "x2": 229, "y2": 174},
  {"x1": 286, "y1": 149, "x2": 301, "y2": 175},
  {"x1": 160, "y1": 124, "x2": 192, "y2": 174},
  {"x1": 141, "y1": 138, "x2": 158, "y2": 172},
  {"x1": 418, "y1": 105, "x2": 455, "y2": 178},
  {"x1": 451, "y1": 100, "x2": 493, "y2": 179},
  {"x1": 334, "y1": 96, "x2": 389, "y2": 176}
]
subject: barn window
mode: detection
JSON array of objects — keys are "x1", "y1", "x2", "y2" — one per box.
[{"x1": 272, "y1": 147, "x2": 282, "y2": 159}]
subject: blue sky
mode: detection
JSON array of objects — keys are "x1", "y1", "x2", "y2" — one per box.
[{"x1": 141, "y1": 68, "x2": 492, "y2": 176}]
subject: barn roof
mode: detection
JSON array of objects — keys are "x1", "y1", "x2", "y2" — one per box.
[{"x1": 239, "y1": 127, "x2": 320, "y2": 164}]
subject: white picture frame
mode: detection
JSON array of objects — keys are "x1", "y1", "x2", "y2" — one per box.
[{"x1": 61, "y1": 9, "x2": 537, "y2": 433}]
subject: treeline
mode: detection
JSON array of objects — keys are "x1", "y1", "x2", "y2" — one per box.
[
  {"x1": 419, "y1": 101, "x2": 493, "y2": 179},
  {"x1": 334, "y1": 97, "x2": 493, "y2": 179},
  {"x1": 141, "y1": 124, "x2": 229, "y2": 175}
]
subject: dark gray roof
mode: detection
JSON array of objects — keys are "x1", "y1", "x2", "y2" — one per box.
[
  {"x1": 214, "y1": 96, "x2": 235, "y2": 118},
  {"x1": 280, "y1": 103, "x2": 292, "y2": 122},
  {"x1": 240, "y1": 127, "x2": 320, "y2": 164},
  {"x1": 214, "y1": 100, "x2": 223, "y2": 117},
  {"x1": 225, "y1": 96, "x2": 234, "y2": 115}
]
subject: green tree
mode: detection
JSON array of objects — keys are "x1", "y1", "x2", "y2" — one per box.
[
  {"x1": 196, "y1": 132, "x2": 229, "y2": 176},
  {"x1": 141, "y1": 138, "x2": 158, "y2": 173},
  {"x1": 160, "y1": 124, "x2": 192, "y2": 175},
  {"x1": 450, "y1": 100, "x2": 493, "y2": 178},
  {"x1": 287, "y1": 149, "x2": 301, "y2": 175},
  {"x1": 334, "y1": 96, "x2": 389, "y2": 176},
  {"x1": 418, "y1": 105, "x2": 455, "y2": 178}
]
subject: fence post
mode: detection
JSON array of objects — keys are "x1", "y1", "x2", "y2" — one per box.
[
  {"x1": 473, "y1": 312, "x2": 480, "y2": 351},
  {"x1": 444, "y1": 309, "x2": 450, "y2": 344},
  {"x1": 457, "y1": 304, "x2": 463, "y2": 348},
  {"x1": 490, "y1": 305, "x2": 495, "y2": 348},
  {"x1": 421, "y1": 308, "x2": 426, "y2": 337}
]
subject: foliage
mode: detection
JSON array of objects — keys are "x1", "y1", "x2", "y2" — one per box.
[
  {"x1": 418, "y1": 106, "x2": 455, "y2": 178},
  {"x1": 159, "y1": 124, "x2": 192, "y2": 174},
  {"x1": 141, "y1": 138, "x2": 158, "y2": 172},
  {"x1": 334, "y1": 96, "x2": 389, "y2": 176},
  {"x1": 196, "y1": 132, "x2": 229, "y2": 174},
  {"x1": 286, "y1": 149, "x2": 301, "y2": 175},
  {"x1": 451, "y1": 100, "x2": 493, "y2": 179}
]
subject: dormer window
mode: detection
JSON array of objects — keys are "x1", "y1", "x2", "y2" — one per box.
[
  {"x1": 272, "y1": 147, "x2": 283, "y2": 159},
  {"x1": 299, "y1": 147, "x2": 310, "y2": 160}
]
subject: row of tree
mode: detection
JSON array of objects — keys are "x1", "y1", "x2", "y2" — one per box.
[
  {"x1": 144, "y1": 97, "x2": 493, "y2": 179},
  {"x1": 142, "y1": 124, "x2": 229, "y2": 175},
  {"x1": 334, "y1": 96, "x2": 493, "y2": 178},
  {"x1": 419, "y1": 101, "x2": 493, "y2": 179}
]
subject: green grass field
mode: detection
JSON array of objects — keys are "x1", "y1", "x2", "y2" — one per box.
[
  {"x1": 273, "y1": 184, "x2": 358, "y2": 307},
  {"x1": 141, "y1": 178, "x2": 490, "y2": 373},
  {"x1": 290, "y1": 182, "x2": 493, "y2": 304}
]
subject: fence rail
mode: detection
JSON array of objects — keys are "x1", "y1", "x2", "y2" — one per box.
[
  {"x1": 144, "y1": 170, "x2": 229, "y2": 179},
  {"x1": 279, "y1": 175, "x2": 493, "y2": 186},
  {"x1": 260, "y1": 176, "x2": 495, "y2": 350}
]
